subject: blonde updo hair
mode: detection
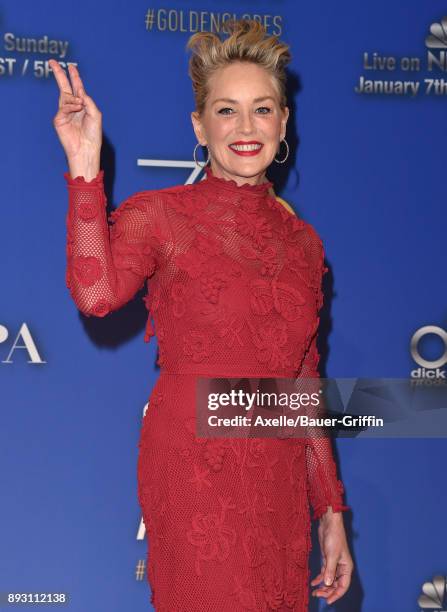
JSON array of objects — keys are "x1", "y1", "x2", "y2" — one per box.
[{"x1": 186, "y1": 19, "x2": 292, "y2": 116}]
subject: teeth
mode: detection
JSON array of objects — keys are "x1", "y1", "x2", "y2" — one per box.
[{"x1": 230, "y1": 143, "x2": 262, "y2": 151}]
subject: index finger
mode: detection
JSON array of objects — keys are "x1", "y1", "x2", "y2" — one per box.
[
  {"x1": 49, "y1": 60, "x2": 73, "y2": 95},
  {"x1": 66, "y1": 64, "x2": 86, "y2": 98}
]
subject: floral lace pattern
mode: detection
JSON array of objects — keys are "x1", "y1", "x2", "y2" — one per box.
[{"x1": 64, "y1": 165, "x2": 349, "y2": 611}]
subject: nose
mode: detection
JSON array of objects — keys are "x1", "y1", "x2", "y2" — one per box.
[{"x1": 236, "y1": 109, "x2": 255, "y2": 135}]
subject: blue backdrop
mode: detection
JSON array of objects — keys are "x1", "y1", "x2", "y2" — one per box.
[{"x1": 1, "y1": 2, "x2": 446, "y2": 611}]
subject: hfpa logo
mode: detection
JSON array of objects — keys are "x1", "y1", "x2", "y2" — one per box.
[
  {"x1": 0, "y1": 323, "x2": 46, "y2": 364},
  {"x1": 410, "y1": 325, "x2": 446, "y2": 384}
]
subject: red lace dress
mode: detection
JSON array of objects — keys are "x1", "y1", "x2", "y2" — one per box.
[{"x1": 64, "y1": 165, "x2": 349, "y2": 611}]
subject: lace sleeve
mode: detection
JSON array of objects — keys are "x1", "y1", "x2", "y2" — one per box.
[
  {"x1": 299, "y1": 227, "x2": 350, "y2": 521},
  {"x1": 63, "y1": 169, "x2": 161, "y2": 318}
]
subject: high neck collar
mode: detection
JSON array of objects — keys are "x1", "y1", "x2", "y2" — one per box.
[{"x1": 201, "y1": 165, "x2": 273, "y2": 196}]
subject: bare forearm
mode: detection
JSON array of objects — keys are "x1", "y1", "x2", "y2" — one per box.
[{"x1": 319, "y1": 505, "x2": 345, "y2": 526}]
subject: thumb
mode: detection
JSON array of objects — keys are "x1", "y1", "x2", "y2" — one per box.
[{"x1": 78, "y1": 86, "x2": 100, "y2": 116}]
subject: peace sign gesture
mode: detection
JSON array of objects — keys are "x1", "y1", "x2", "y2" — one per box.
[{"x1": 49, "y1": 60, "x2": 102, "y2": 181}]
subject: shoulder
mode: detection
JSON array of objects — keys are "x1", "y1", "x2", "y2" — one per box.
[
  {"x1": 123, "y1": 183, "x2": 195, "y2": 209},
  {"x1": 133, "y1": 183, "x2": 194, "y2": 199},
  {"x1": 274, "y1": 194, "x2": 324, "y2": 250},
  {"x1": 274, "y1": 195, "x2": 295, "y2": 216},
  {"x1": 304, "y1": 220, "x2": 324, "y2": 251},
  {"x1": 108, "y1": 183, "x2": 189, "y2": 223},
  {"x1": 288, "y1": 209, "x2": 325, "y2": 266}
]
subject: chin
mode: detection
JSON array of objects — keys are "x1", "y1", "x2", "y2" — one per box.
[{"x1": 227, "y1": 159, "x2": 270, "y2": 177}]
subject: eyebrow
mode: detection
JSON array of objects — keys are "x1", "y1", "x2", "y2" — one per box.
[{"x1": 211, "y1": 96, "x2": 276, "y2": 105}]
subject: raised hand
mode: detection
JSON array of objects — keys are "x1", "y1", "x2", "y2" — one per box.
[{"x1": 49, "y1": 60, "x2": 102, "y2": 181}]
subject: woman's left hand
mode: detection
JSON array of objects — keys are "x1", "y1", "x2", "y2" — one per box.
[{"x1": 310, "y1": 507, "x2": 354, "y2": 604}]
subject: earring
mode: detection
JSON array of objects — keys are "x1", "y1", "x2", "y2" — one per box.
[
  {"x1": 274, "y1": 138, "x2": 289, "y2": 164},
  {"x1": 193, "y1": 142, "x2": 211, "y2": 167}
]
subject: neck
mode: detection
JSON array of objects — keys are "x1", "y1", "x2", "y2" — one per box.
[{"x1": 209, "y1": 162, "x2": 269, "y2": 188}]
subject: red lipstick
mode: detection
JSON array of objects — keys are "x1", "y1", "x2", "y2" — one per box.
[{"x1": 228, "y1": 140, "x2": 263, "y2": 156}]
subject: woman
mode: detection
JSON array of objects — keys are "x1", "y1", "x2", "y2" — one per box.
[{"x1": 50, "y1": 18, "x2": 353, "y2": 611}]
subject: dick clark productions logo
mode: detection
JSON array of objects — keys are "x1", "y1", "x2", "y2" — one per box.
[{"x1": 410, "y1": 326, "x2": 447, "y2": 381}]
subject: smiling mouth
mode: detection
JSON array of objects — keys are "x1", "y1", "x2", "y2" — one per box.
[{"x1": 228, "y1": 142, "x2": 263, "y2": 156}]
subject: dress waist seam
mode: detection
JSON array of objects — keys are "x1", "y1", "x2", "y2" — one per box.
[{"x1": 159, "y1": 368, "x2": 298, "y2": 378}]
